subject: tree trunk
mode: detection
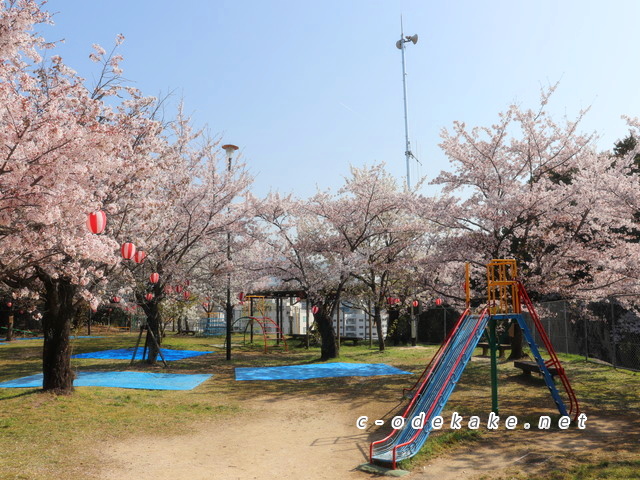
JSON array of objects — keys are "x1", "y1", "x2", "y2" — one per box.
[
  {"x1": 374, "y1": 304, "x2": 385, "y2": 352},
  {"x1": 144, "y1": 300, "x2": 162, "y2": 364},
  {"x1": 6, "y1": 314, "x2": 14, "y2": 341},
  {"x1": 508, "y1": 323, "x2": 526, "y2": 359},
  {"x1": 40, "y1": 274, "x2": 76, "y2": 394},
  {"x1": 315, "y1": 305, "x2": 337, "y2": 360}
]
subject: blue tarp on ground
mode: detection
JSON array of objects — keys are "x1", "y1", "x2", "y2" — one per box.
[
  {"x1": 235, "y1": 362, "x2": 412, "y2": 381},
  {"x1": 72, "y1": 348, "x2": 212, "y2": 361},
  {"x1": 0, "y1": 371, "x2": 212, "y2": 390}
]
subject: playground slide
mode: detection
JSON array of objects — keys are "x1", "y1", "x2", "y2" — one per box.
[
  {"x1": 401, "y1": 308, "x2": 470, "y2": 399},
  {"x1": 370, "y1": 308, "x2": 490, "y2": 468}
]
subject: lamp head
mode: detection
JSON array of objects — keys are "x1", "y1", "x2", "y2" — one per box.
[{"x1": 221, "y1": 144, "x2": 239, "y2": 159}]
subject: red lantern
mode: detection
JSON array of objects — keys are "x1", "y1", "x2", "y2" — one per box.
[
  {"x1": 435, "y1": 298, "x2": 443, "y2": 306},
  {"x1": 112, "y1": 296, "x2": 121, "y2": 303},
  {"x1": 145, "y1": 293, "x2": 154, "y2": 301},
  {"x1": 183, "y1": 291, "x2": 190, "y2": 300},
  {"x1": 237, "y1": 292, "x2": 245, "y2": 301},
  {"x1": 6, "y1": 302, "x2": 12, "y2": 308},
  {"x1": 19, "y1": 309, "x2": 24, "y2": 314},
  {"x1": 87, "y1": 210, "x2": 107, "y2": 234},
  {"x1": 121, "y1": 242, "x2": 136, "y2": 260},
  {"x1": 149, "y1": 272, "x2": 160, "y2": 284},
  {"x1": 184, "y1": 280, "x2": 190, "y2": 286},
  {"x1": 164, "y1": 285, "x2": 173, "y2": 294},
  {"x1": 311, "y1": 305, "x2": 319, "y2": 315},
  {"x1": 202, "y1": 302, "x2": 210, "y2": 310},
  {"x1": 412, "y1": 300, "x2": 419, "y2": 308},
  {"x1": 133, "y1": 250, "x2": 147, "y2": 264},
  {"x1": 175, "y1": 285, "x2": 184, "y2": 293}
]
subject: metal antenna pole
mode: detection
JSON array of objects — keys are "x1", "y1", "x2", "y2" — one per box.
[
  {"x1": 397, "y1": 17, "x2": 418, "y2": 190},
  {"x1": 400, "y1": 17, "x2": 411, "y2": 189}
]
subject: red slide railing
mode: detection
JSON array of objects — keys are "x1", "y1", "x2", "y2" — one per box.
[{"x1": 517, "y1": 281, "x2": 580, "y2": 421}]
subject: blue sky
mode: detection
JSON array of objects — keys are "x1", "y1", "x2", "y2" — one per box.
[{"x1": 44, "y1": 0, "x2": 640, "y2": 198}]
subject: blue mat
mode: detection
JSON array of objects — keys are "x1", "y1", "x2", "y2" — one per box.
[
  {"x1": 235, "y1": 362, "x2": 412, "y2": 381},
  {"x1": 72, "y1": 348, "x2": 212, "y2": 361},
  {"x1": 0, "y1": 371, "x2": 212, "y2": 390}
]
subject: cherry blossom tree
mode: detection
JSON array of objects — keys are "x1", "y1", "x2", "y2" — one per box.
[
  {"x1": 0, "y1": 1, "x2": 239, "y2": 388},
  {"x1": 251, "y1": 165, "x2": 431, "y2": 356},
  {"x1": 312, "y1": 164, "x2": 429, "y2": 352},
  {"x1": 251, "y1": 192, "x2": 357, "y2": 360},
  {"x1": 427, "y1": 85, "x2": 640, "y2": 357},
  {"x1": 112, "y1": 115, "x2": 252, "y2": 364}
]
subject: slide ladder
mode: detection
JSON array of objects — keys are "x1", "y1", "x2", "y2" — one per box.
[
  {"x1": 516, "y1": 281, "x2": 580, "y2": 420},
  {"x1": 370, "y1": 308, "x2": 489, "y2": 469}
]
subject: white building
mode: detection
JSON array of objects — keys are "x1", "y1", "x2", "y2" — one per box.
[{"x1": 195, "y1": 297, "x2": 388, "y2": 340}]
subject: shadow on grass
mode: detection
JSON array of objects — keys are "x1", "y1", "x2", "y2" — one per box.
[{"x1": 0, "y1": 389, "x2": 41, "y2": 401}]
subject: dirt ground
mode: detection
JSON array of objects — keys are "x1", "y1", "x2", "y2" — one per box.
[
  {"x1": 98, "y1": 390, "x2": 636, "y2": 480},
  {"x1": 99, "y1": 394, "x2": 377, "y2": 480}
]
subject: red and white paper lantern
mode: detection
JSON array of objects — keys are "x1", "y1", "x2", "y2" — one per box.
[
  {"x1": 145, "y1": 293, "x2": 154, "y2": 301},
  {"x1": 311, "y1": 305, "x2": 319, "y2": 315},
  {"x1": 183, "y1": 291, "x2": 191, "y2": 300},
  {"x1": 149, "y1": 272, "x2": 160, "y2": 284},
  {"x1": 435, "y1": 298, "x2": 443, "y2": 306},
  {"x1": 120, "y1": 242, "x2": 136, "y2": 260},
  {"x1": 133, "y1": 250, "x2": 147, "y2": 264},
  {"x1": 86, "y1": 211, "x2": 107, "y2": 234},
  {"x1": 412, "y1": 300, "x2": 419, "y2": 308},
  {"x1": 112, "y1": 296, "x2": 121, "y2": 303}
]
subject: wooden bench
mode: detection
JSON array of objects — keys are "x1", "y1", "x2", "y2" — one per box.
[
  {"x1": 514, "y1": 360, "x2": 558, "y2": 377},
  {"x1": 288, "y1": 334, "x2": 360, "y2": 346},
  {"x1": 109, "y1": 326, "x2": 131, "y2": 333},
  {"x1": 289, "y1": 334, "x2": 317, "y2": 347},
  {"x1": 477, "y1": 342, "x2": 511, "y2": 357},
  {"x1": 339, "y1": 336, "x2": 360, "y2": 346}
]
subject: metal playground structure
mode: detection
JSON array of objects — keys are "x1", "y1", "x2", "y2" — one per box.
[{"x1": 370, "y1": 259, "x2": 580, "y2": 469}]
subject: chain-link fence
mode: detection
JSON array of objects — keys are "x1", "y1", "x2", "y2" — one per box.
[{"x1": 525, "y1": 296, "x2": 640, "y2": 372}]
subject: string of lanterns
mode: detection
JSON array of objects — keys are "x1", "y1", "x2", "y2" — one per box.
[
  {"x1": 86, "y1": 210, "x2": 198, "y2": 310},
  {"x1": 88, "y1": 211, "x2": 447, "y2": 318}
]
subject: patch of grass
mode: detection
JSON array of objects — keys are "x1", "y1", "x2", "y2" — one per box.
[
  {"x1": 490, "y1": 460, "x2": 640, "y2": 480},
  {"x1": 572, "y1": 460, "x2": 640, "y2": 479}
]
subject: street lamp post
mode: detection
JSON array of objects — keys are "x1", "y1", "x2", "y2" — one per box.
[
  {"x1": 396, "y1": 19, "x2": 418, "y2": 190},
  {"x1": 222, "y1": 144, "x2": 239, "y2": 361}
]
